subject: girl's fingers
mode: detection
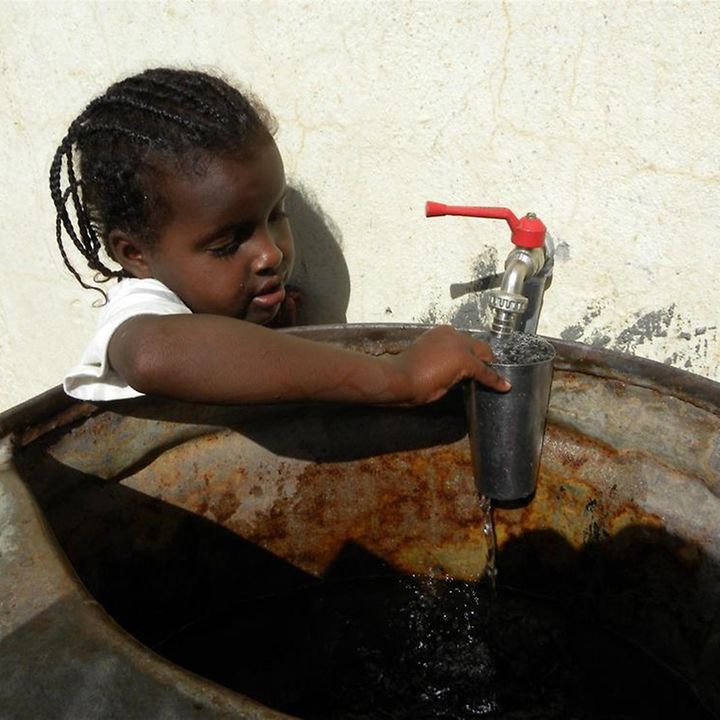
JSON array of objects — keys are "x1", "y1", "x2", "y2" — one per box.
[
  {"x1": 475, "y1": 362, "x2": 511, "y2": 392},
  {"x1": 467, "y1": 338, "x2": 510, "y2": 391}
]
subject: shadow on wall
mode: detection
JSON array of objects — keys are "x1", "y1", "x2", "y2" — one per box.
[{"x1": 286, "y1": 185, "x2": 350, "y2": 325}]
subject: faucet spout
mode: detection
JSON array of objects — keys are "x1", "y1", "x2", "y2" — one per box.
[
  {"x1": 501, "y1": 256, "x2": 532, "y2": 295},
  {"x1": 489, "y1": 244, "x2": 550, "y2": 336}
]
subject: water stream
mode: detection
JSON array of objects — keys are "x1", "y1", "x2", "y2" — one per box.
[{"x1": 479, "y1": 495, "x2": 498, "y2": 594}]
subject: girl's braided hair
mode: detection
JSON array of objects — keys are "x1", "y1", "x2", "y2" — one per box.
[{"x1": 49, "y1": 67, "x2": 276, "y2": 297}]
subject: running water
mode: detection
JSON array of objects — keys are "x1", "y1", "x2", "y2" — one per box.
[{"x1": 479, "y1": 495, "x2": 498, "y2": 593}]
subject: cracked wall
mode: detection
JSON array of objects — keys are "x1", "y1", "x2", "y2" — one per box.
[{"x1": 1, "y1": 0, "x2": 718, "y2": 410}]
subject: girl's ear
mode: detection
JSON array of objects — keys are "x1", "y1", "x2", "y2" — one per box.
[{"x1": 108, "y1": 230, "x2": 154, "y2": 279}]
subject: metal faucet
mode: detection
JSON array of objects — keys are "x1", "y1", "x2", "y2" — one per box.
[{"x1": 425, "y1": 202, "x2": 554, "y2": 336}]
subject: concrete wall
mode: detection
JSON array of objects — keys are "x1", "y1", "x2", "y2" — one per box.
[{"x1": 1, "y1": 0, "x2": 718, "y2": 411}]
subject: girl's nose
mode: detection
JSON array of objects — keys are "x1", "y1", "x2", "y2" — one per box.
[{"x1": 251, "y1": 230, "x2": 283, "y2": 274}]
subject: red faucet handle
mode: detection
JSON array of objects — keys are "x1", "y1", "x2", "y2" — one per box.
[
  {"x1": 511, "y1": 213, "x2": 546, "y2": 249},
  {"x1": 425, "y1": 202, "x2": 518, "y2": 224},
  {"x1": 425, "y1": 201, "x2": 546, "y2": 249}
]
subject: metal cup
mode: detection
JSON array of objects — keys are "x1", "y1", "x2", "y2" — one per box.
[{"x1": 466, "y1": 332, "x2": 556, "y2": 501}]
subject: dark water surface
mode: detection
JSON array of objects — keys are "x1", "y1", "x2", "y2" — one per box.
[{"x1": 155, "y1": 575, "x2": 713, "y2": 720}]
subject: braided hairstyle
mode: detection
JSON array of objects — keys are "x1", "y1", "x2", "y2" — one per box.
[{"x1": 49, "y1": 68, "x2": 276, "y2": 297}]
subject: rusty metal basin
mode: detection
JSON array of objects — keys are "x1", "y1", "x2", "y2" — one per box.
[{"x1": 1, "y1": 325, "x2": 719, "y2": 719}]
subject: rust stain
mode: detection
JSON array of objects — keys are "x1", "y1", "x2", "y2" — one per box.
[
  {"x1": 557, "y1": 445, "x2": 589, "y2": 470},
  {"x1": 22, "y1": 348, "x2": 713, "y2": 586},
  {"x1": 610, "y1": 381, "x2": 629, "y2": 397},
  {"x1": 210, "y1": 491, "x2": 238, "y2": 524},
  {"x1": 102, "y1": 418, "x2": 682, "y2": 582}
]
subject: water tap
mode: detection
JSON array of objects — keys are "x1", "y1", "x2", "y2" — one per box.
[{"x1": 425, "y1": 202, "x2": 554, "y2": 337}]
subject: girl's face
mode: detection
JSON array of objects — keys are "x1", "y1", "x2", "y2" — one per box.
[{"x1": 139, "y1": 139, "x2": 294, "y2": 325}]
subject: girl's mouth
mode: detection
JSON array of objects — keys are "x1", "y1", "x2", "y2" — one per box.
[{"x1": 251, "y1": 284, "x2": 286, "y2": 310}]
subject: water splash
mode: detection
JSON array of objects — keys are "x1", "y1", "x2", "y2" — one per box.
[{"x1": 402, "y1": 574, "x2": 500, "y2": 718}]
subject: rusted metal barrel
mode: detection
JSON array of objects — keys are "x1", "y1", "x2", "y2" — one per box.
[{"x1": 1, "y1": 325, "x2": 719, "y2": 719}]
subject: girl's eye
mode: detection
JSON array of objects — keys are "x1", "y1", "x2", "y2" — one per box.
[
  {"x1": 209, "y1": 239, "x2": 240, "y2": 257},
  {"x1": 208, "y1": 223, "x2": 255, "y2": 257},
  {"x1": 270, "y1": 206, "x2": 288, "y2": 223}
]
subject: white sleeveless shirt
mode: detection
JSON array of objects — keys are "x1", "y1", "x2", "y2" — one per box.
[{"x1": 64, "y1": 278, "x2": 191, "y2": 401}]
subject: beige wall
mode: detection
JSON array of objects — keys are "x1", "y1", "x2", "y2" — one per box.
[{"x1": 1, "y1": 0, "x2": 718, "y2": 411}]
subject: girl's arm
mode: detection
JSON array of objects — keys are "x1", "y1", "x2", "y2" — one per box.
[{"x1": 108, "y1": 314, "x2": 510, "y2": 405}]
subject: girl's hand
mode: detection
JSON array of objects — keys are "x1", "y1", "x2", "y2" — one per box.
[{"x1": 388, "y1": 325, "x2": 510, "y2": 405}]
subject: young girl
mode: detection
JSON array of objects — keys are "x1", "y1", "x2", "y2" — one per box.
[{"x1": 51, "y1": 67, "x2": 509, "y2": 404}]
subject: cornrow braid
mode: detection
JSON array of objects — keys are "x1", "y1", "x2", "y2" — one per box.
[
  {"x1": 49, "y1": 67, "x2": 275, "y2": 298},
  {"x1": 128, "y1": 75, "x2": 230, "y2": 128},
  {"x1": 49, "y1": 122, "x2": 126, "y2": 293}
]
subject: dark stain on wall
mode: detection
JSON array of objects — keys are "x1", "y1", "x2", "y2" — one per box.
[
  {"x1": 414, "y1": 239, "x2": 717, "y2": 379},
  {"x1": 559, "y1": 302, "x2": 717, "y2": 377},
  {"x1": 561, "y1": 301, "x2": 606, "y2": 343},
  {"x1": 554, "y1": 240, "x2": 571, "y2": 264},
  {"x1": 614, "y1": 306, "x2": 675, "y2": 352},
  {"x1": 471, "y1": 248, "x2": 500, "y2": 281},
  {"x1": 417, "y1": 247, "x2": 499, "y2": 329}
]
